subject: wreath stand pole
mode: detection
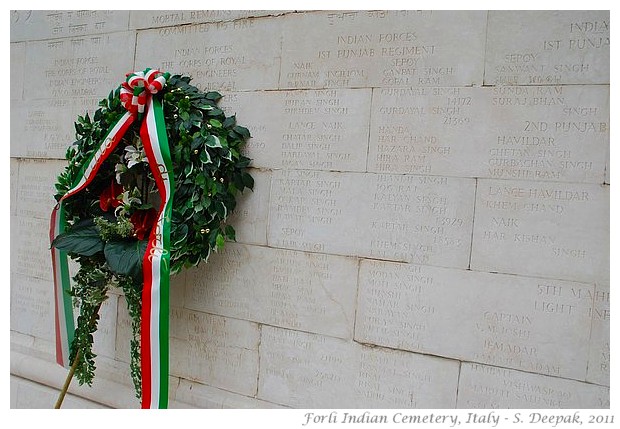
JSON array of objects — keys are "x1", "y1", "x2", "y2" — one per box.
[{"x1": 54, "y1": 349, "x2": 81, "y2": 409}]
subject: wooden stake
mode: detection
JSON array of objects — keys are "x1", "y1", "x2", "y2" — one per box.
[{"x1": 54, "y1": 349, "x2": 81, "y2": 409}]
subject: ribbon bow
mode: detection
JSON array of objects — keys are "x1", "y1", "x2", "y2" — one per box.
[
  {"x1": 120, "y1": 68, "x2": 170, "y2": 116},
  {"x1": 50, "y1": 69, "x2": 174, "y2": 409}
]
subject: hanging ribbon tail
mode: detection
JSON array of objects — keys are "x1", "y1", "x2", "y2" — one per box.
[
  {"x1": 50, "y1": 111, "x2": 135, "y2": 368},
  {"x1": 140, "y1": 96, "x2": 174, "y2": 409}
]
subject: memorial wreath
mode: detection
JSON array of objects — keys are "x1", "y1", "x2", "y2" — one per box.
[{"x1": 49, "y1": 69, "x2": 253, "y2": 408}]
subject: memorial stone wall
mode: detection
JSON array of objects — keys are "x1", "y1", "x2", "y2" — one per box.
[{"x1": 10, "y1": 9, "x2": 610, "y2": 409}]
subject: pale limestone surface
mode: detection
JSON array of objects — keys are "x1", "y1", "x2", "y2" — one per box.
[
  {"x1": 485, "y1": 11, "x2": 610, "y2": 85},
  {"x1": 478, "y1": 85, "x2": 609, "y2": 184},
  {"x1": 169, "y1": 309, "x2": 260, "y2": 396},
  {"x1": 586, "y1": 282, "x2": 610, "y2": 386},
  {"x1": 279, "y1": 10, "x2": 487, "y2": 89},
  {"x1": 11, "y1": 216, "x2": 53, "y2": 281},
  {"x1": 258, "y1": 326, "x2": 459, "y2": 408},
  {"x1": 11, "y1": 97, "x2": 102, "y2": 159},
  {"x1": 269, "y1": 170, "x2": 475, "y2": 267},
  {"x1": 185, "y1": 243, "x2": 358, "y2": 339},
  {"x1": 10, "y1": 274, "x2": 54, "y2": 341},
  {"x1": 14, "y1": 159, "x2": 65, "y2": 219},
  {"x1": 225, "y1": 168, "x2": 270, "y2": 246},
  {"x1": 10, "y1": 159, "x2": 18, "y2": 216},
  {"x1": 218, "y1": 89, "x2": 372, "y2": 171},
  {"x1": 11, "y1": 376, "x2": 109, "y2": 409},
  {"x1": 135, "y1": 18, "x2": 281, "y2": 92},
  {"x1": 471, "y1": 180, "x2": 609, "y2": 283},
  {"x1": 10, "y1": 42, "x2": 24, "y2": 100},
  {"x1": 130, "y1": 10, "x2": 288, "y2": 28},
  {"x1": 356, "y1": 260, "x2": 594, "y2": 380},
  {"x1": 457, "y1": 363, "x2": 610, "y2": 409},
  {"x1": 10, "y1": 10, "x2": 130, "y2": 42},
  {"x1": 24, "y1": 32, "x2": 135, "y2": 101},
  {"x1": 369, "y1": 85, "x2": 609, "y2": 183}
]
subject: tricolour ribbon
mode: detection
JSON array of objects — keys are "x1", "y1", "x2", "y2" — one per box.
[{"x1": 50, "y1": 68, "x2": 172, "y2": 409}]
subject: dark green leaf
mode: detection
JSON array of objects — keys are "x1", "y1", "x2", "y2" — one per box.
[
  {"x1": 206, "y1": 91, "x2": 222, "y2": 101},
  {"x1": 104, "y1": 239, "x2": 148, "y2": 280},
  {"x1": 205, "y1": 135, "x2": 222, "y2": 148},
  {"x1": 233, "y1": 125, "x2": 251, "y2": 139},
  {"x1": 52, "y1": 224, "x2": 104, "y2": 256},
  {"x1": 242, "y1": 172, "x2": 254, "y2": 190}
]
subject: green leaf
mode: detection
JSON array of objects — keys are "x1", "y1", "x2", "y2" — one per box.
[
  {"x1": 206, "y1": 91, "x2": 222, "y2": 101},
  {"x1": 233, "y1": 125, "x2": 251, "y2": 139},
  {"x1": 200, "y1": 149, "x2": 212, "y2": 164},
  {"x1": 52, "y1": 224, "x2": 104, "y2": 256},
  {"x1": 223, "y1": 115, "x2": 236, "y2": 128},
  {"x1": 104, "y1": 239, "x2": 148, "y2": 280},
  {"x1": 205, "y1": 135, "x2": 222, "y2": 148},
  {"x1": 242, "y1": 172, "x2": 254, "y2": 190},
  {"x1": 224, "y1": 225, "x2": 236, "y2": 241},
  {"x1": 216, "y1": 233, "x2": 225, "y2": 249}
]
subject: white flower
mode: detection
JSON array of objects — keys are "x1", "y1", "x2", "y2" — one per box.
[
  {"x1": 115, "y1": 162, "x2": 127, "y2": 184},
  {"x1": 124, "y1": 145, "x2": 149, "y2": 169}
]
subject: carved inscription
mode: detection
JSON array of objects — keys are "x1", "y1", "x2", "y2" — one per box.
[
  {"x1": 186, "y1": 243, "x2": 357, "y2": 339},
  {"x1": 472, "y1": 180, "x2": 609, "y2": 283},
  {"x1": 220, "y1": 89, "x2": 371, "y2": 171},
  {"x1": 135, "y1": 18, "x2": 280, "y2": 91},
  {"x1": 483, "y1": 85, "x2": 608, "y2": 183},
  {"x1": 587, "y1": 283, "x2": 610, "y2": 386},
  {"x1": 485, "y1": 11, "x2": 609, "y2": 85},
  {"x1": 280, "y1": 11, "x2": 486, "y2": 89},
  {"x1": 258, "y1": 326, "x2": 459, "y2": 408},
  {"x1": 356, "y1": 260, "x2": 593, "y2": 380},
  {"x1": 11, "y1": 216, "x2": 53, "y2": 281},
  {"x1": 10, "y1": 10, "x2": 130, "y2": 42},
  {"x1": 369, "y1": 87, "x2": 477, "y2": 176},
  {"x1": 92, "y1": 295, "x2": 117, "y2": 359},
  {"x1": 11, "y1": 98, "x2": 101, "y2": 158},
  {"x1": 25, "y1": 32, "x2": 135, "y2": 100},
  {"x1": 15, "y1": 159, "x2": 64, "y2": 219},
  {"x1": 458, "y1": 363, "x2": 610, "y2": 409},
  {"x1": 169, "y1": 309, "x2": 259, "y2": 396},
  {"x1": 269, "y1": 171, "x2": 475, "y2": 267},
  {"x1": 10, "y1": 274, "x2": 54, "y2": 340},
  {"x1": 130, "y1": 10, "x2": 282, "y2": 29}
]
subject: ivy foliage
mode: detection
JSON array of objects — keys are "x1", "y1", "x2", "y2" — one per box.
[{"x1": 52, "y1": 74, "x2": 253, "y2": 397}]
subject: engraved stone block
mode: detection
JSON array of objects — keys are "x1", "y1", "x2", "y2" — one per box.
[
  {"x1": 24, "y1": 32, "x2": 135, "y2": 101},
  {"x1": 130, "y1": 10, "x2": 288, "y2": 29},
  {"x1": 369, "y1": 85, "x2": 609, "y2": 183},
  {"x1": 586, "y1": 282, "x2": 610, "y2": 386},
  {"x1": 10, "y1": 10, "x2": 130, "y2": 42},
  {"x1": 11, "y1": 216, "x2": 53, "y2": 281},
  {"x1": 10, "y1": 274, "x2": 54, "y2": 341},
  {"x1": 471, "y1": 180, "x2": 609, "y2": 283},
  {"x1": 15, "y1": 159, "x2": 65, "y2": 220},
  {"x1": 268, "y1": 170, "x2": 475, "y2": 268},
  {"x1": 258, "y1": 326, "x2": 459, "y2": 408},
  {"x1": 356, "y1": 260, "x2": 594, "y2": 380},
  {"x1": 457, "y1": 363, "x2": 610, "y2": 409},
  {"x1": 485, "y1": 11, "x2": 609, "y2": 85},
  {"x1": 225, "y1": 168, "x2": 270, "y2": 245},
  {"x1": 169, "y1": 309, "x2": 259, "y2": 396},
  {"x1": 218, "y1": 89, "x2": 371, "y2": 171},
  {"x1": 135, "y1": 18, "x2": 281, "y2": 91},
  {"x1": 185, "y1": 243, "x2": 358, "y2": 338},
  {"x1": 368, "y1": 87, "x2": 480, "y2": 176},
  {"x1": 174, "y1": 378, "x2": 287, "y2": 409},
  {"x1": 11, "y1": 98, "x2": 101, "y2": 159},
  {"x1": 279, "y1": 10, "x2": 487, "y2": 89},
  {"x1": 480, "y1": 85, "x2": 609, "y2": 183},
  {"x1": 11, "y1": 42, "x2": 25, "y2": 100}
]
